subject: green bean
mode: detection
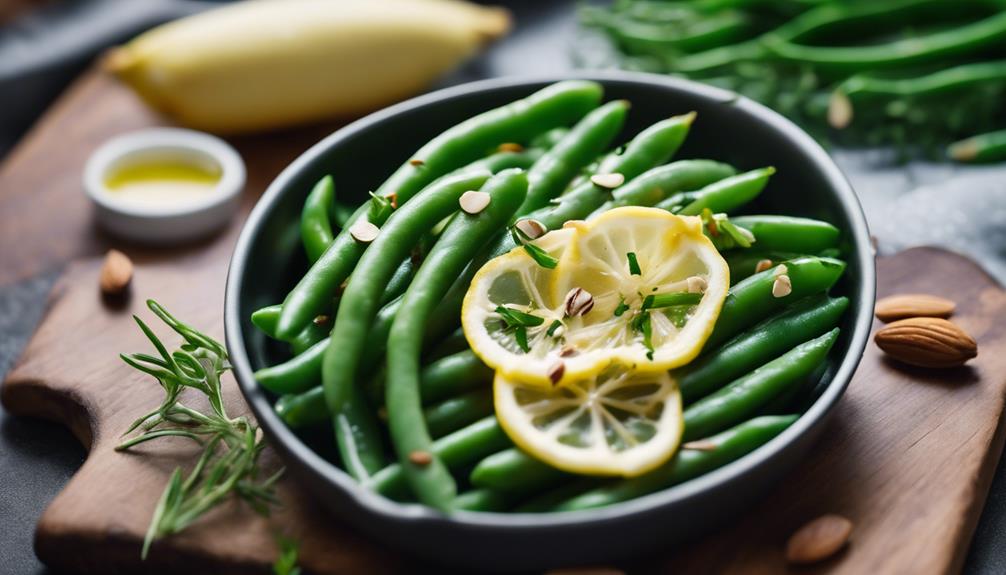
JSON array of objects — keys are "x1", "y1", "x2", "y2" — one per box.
[
  {"x1": 386, "y1": 170, "x2": 527, "y2": 508},
  {"x1": 470, "y1": 448, "x2": 566, "y2": 495},
  {"x1": 674, "y1": 39, "x2": 767, "y2": 75},
  {"x1": 829, "y1": 60, "x2": 1006, "y2": 130},
  {"x1": 731, "y1": 215, "x2": 840, "y2": 254},
  {"x1": 764, "y1": 9, "x2": 1006, "y2": 74},
  {"x1": 683, "y1": 328, "x2": 837, "y2": 440},
  {"x1": 515, "y1": 478, "x2": 600, "y2": 512},
  {"x1": 948, "y1": 128, "x2": 1006, "y2": 163},
  {"x1": 555, "y1": 415, "x2": 798, "y2": 511},
  {"x1": 250, "y1": 304, "x2": 330, "y2": 355},
  {"x1": 300, "y1": 175, "x2": 337, "y2": 263},
  {"x1": 605, "y1": 10, "x2": 753, "y2": 56},
  {"x1": 516, "y1": 100, "x2": 629, "y2": 215},
  {"x1": 463, "y1": 147, "x2": 545, "y2": 174},
  {"x1": 530, "y1": 127, "x2": 569, "y2": 149},
  {"x1": 256, "y1": 338, "x2": 327, "y2": 395},
  {"x1": 274, "y1": 349, "x2": 492, "y2": 429},
  {"x1": 424, "y1": 328, "x2": 472, "y2": 362},
  {"x1": 722, "y1": 250, "x2": 803, "y2": 283},
  {"x1": 590, "y1": 159, "x2": 738, "y2": 216},
  {"x1": 324, "y1": 170, "x2": 494, "y2": 480},
  {"x1": 276, "y1": 81, "x2": 603, "y2": 339},
  {"x1": 672, "y1": 167, "x2": 775, "y2": 216},
  {"x1": 704, "y1": 255, "x2": 846, "y2": 349},
  {"x1": 250, "y1": 305, "x2": 281, "y2": 338},
  {"x1": 421, "y1": 349, "x2": 493, "y2": 404},
  {"x1": 676, "y1": 294, "x2": 848, "y2": 402},
  {"x1": 425, "y1": 389, "x2": 493, "y2": 439},
  {"x1": 368, "y1": 416, "x2": 510, "y2": 499},
  {"x1": 453, "y1": 489, "x2": 509, "y2": 512}
]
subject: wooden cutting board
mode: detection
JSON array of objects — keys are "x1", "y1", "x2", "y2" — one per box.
[{"x1": 3, "y1": 67, "x2": 1006, "y2": 575}]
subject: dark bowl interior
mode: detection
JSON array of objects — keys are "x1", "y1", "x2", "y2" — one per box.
[{"x1": 225, "y1": 72, "x2": 875, "y2": 571}]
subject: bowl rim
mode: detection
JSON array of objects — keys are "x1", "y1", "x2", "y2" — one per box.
[{"x1": 225, "y1": 70, "x2": 876, "y2": 529}]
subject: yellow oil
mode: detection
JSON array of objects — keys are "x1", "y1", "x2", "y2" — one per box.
[{"x1": 104, "y1": 158, "x2": 222, "y2": 209}]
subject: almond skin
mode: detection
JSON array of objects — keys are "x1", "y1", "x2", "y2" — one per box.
[
  {"x1": 875, "y1": 293, "x2": 955, "y2": 322},
  {"x1": 786, "y1": 514, "x2": 853, "y2": 564},
  {"x1": 99, "y1": 249, "x2": 133, "y2": 296},
  {"x1": 874, "y1": 317, "x2": 977, "y2": 368}
]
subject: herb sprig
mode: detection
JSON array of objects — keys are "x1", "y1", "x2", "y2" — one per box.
[{"x1": 118, "y1": 300, "x2": 282, "y2": 558}]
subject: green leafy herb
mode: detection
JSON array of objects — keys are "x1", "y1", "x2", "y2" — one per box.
[
  {"x1": 495, "y1": 305, "x2": 545, "y2": 328},
  {"x1": 514, "y1": 326, "x2": 530, "y2": 352},
  {"x1": 273, "y1": 535, "x2": 302, "y2": 575},
  {"x1": 627, "y1": 252, "x2": 641, "y2": 275},
  {"x1": 510, "y1": 225, "x2": 559, "y2": 269},
  {"x1": 701, "y1": 208, "x2": 755, "y2": 251},
  {"x1": 118, "y1": 300, "x2": 281, "y2": 558},
  {"x1": 638, "y1": 312, "x2": 654, "y2": 360},
  {"x1": 368, "y1": 191, "x2": 395, "y2": 222}
]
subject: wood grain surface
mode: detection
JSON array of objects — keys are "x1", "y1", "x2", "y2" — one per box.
[{"x1": 3, "y1": 66, "x2": 1006, "y2": 575}]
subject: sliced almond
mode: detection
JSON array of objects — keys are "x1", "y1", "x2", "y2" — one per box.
[
  {"x1": 459, "y1": 190, "x2": 491, "y2": 214},
  {"x1": 408, "y1": 450, "x2": 433, "y2": 465},
  {"x1": 409, "y1": 159, "x2": 425, "y2": 167},
  {"x1": 99, "y1": 249, "x2": 133, "y2": 296},
  {"x1": 772, "y1": 274, "x2": 792, "y2": 298},
  {"x1": 349, "y1": 220, "x2": 380, "y2": 243},
  {"x1": 773, "y1": 264, "x2": 788, "y2": 277},
  {"x1": 547, "y1": 360, "x2": 565, "y2": 384},
  {"x1": 312, "y1": 314, "x2": 331, "y2": 326},
  {"x1": 755, "y1": 259, "x2": 774, "y2": 274},
  {"x1": 686, "y1": 276, "x2": 707, "y2": 294},
  {"x1": 682, "y1": 439, "x2": 718, "y2": 451},
  {"x1": 590, "y1": 173, "x2": 625, "y2": 189},
  {"x1": 497, "y1": 142, "x2": 524, "y2": 153},
  {"x1": 515, "y1": 218, "x2": 547, "y2": 240},
  {"x1": 874, "y1": 317, "x2": 977, "y2": 368},
  {"x1": 874, "y1": 293, "x2": 956, "y2": 322},
  {"x1": 786, "y1": 514, "x2": 853, "y2": 564}
]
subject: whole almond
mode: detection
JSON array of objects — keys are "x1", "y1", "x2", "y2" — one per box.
[
  {"x1": 786, "y1": 514, "x2": 853, "y2": 564},
  {"x1": 99, "y1": 249, "x2": 133, "y2": 296},
  {"x1": 875, "y1": 293, "x2": 955, "y2": 322},
  {"x1": 874, "y1": 317, "x2": 977, "y2": 368}
]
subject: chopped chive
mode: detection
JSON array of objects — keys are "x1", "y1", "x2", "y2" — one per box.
[
  {"x1": 639, "y1": 313, "x2": 654, "y2": 360},
  {"x1": 515, "y1": 326, "x2": 530, "y2": 352},
  {"x1": 719, "y1": 218, "x2": 754, "y2": 248},
  {"x1": 546, "y1": 319, "x2": 563, "y2": 337},
  {"x1": 643, "y1": 292, "x2": 703, "y2": 311},
  {"x1": 627, "y1": 252, "x2": 641, "y2": 276},
  {"x1": 613, "y1": 297, "x2": 630, "y2": 317}
]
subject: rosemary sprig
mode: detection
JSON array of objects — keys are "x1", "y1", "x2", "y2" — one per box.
[{"x1": 118, "y1": 300, "x2": 282, "y2": 558}]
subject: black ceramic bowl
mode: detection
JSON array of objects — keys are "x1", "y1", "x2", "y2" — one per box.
[{"x1": 225, "y1": 72, "x2": 875, "y2": 571}]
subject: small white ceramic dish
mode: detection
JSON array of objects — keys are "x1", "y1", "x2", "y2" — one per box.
[{"x1": 84, "y1": 128, "x2": 246, "y2": 244}]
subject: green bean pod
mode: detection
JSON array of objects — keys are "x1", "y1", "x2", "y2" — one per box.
[
  {"x1": 276, "y1": 81, "x2": 603, "y2": 340},
  {"x1": 250, "y1": 304, "x2": 330, "y2": 355},
  {"x1": 683, "y1": 329, "x2": 837, "y2": 440},
  {"x1": 672, "y1": 167, "x2": 775, "y2": 216},
  {"x1": 676, "y1": 294, "x2": 849, "y2": 402},
  {"x1": 704, "y1": 255, "x2": 846, "y2": 349},
  {"x1": 731, "y1": 215, "x2": 840, "y2": 254},
  {"x1": 301, "y1": 175, "x2": 337, "y2": 263},
  {"x1": 590, "y1": 159, "x2": 738, "y2": 216},
  {"x1": 605, "y1": 10, "x2": 753, "y2": 56},
  {"x1": 453, "y1": 489, "x2": 510, "y2": 512},
  {"x1": 722, "y1": 250, "x2": 803, "y2": 284},
  {"x1": 324, "y1": 170, "x2": 494, "y2": 479},
  {"x1": 250, "y1": 305, "x2": 282, "y2": 338},
  {"x1": 516, "y1": 100, "x2": 629, "y2": 215},
  {"x1": 368, "y1": 416, "x2": 510, "y2": 499},
  {"x1": 420, "y1": 349, "x2": 493, "y2": 404},
  {"x1": 554, "y1": 414, "x2": 798, "y2": 511},
  {"x1": 256, "y1": 338, "x2": 327, "y2": 395},
  {"x1": 424, "y1": 389, "x2": 493, "y2": 439},
  {"x1": 949, "y1": 128, "x2": 1006, "y2": 163},
  {"x1": 386, "y1": 170, "x2": 527, "y2": 508}
]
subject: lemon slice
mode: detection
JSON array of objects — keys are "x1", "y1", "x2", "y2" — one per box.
[
  {"x1": 494, "y1": 364, "x2": 683, "y2": 476},
  {"x1": 555, "y1": 207, "x2": 729, "y2": 372},
  {"x1": 462, "y1": 228, "x2": 577, "y2": 386}
]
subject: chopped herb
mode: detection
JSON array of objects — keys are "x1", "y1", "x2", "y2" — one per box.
[
  {"x1": 627, "y1": 252, "x2": 641, "y2": 275},
  {"x1": 639, "y1": 312, "x2": 654, "y2": 360},
  {"x1": 546, "y1": 319, "x2": 563, "y2": 337},
  {"x1": 701, "y1": 209, "x2": 756, "y2": 250},
  {"x1": 510, "y1": 225, "x2": 559, "y2": 269},
  {"x1": 613, "y1": 297, "x2": 630, "y2": 317},
  {"x1": 495, "y1": 305, "x2": 545, "y2": 328},
  {"x1": 368, "y1": 192, "x2": 394, "y2": 222},
  {"x1": 666, "y1": 306, "x2": 692, "y2": 328},
  {"x1": 642, "y1": 292, "x2": 703, "y2": 311},
  {"x1": 515, "y1": 326, "x2": 530, "y2": 352}
]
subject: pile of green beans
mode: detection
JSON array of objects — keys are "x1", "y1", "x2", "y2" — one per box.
[
  {"x1": 250, "y1": 81, "x2": 851, "y2": 513},
  {"x1": 580, "y1": 0, "x2": 1006, "y2": 158}
]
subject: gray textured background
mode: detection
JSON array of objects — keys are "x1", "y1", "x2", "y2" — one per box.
[{"x1": 2, "y1": 1, "x2": 1005, "y2": 573}]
